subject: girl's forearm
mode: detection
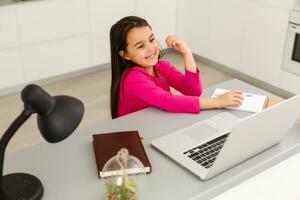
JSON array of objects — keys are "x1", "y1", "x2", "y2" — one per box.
[
  {"x1": 183, "y1": 50, "x2": 197, "y2": 73},
  {"x1": 199, "y1": 97, "x2": 220, "y2": 110}
]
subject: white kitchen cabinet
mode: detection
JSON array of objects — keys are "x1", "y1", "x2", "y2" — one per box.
[
  {"x1": 90, "y1": 0, "x2": 136, "y2": 66},
  {"x1": 17, "y1": 0, "x2": 89, "y2": 45},
  {"x1": 0, "y1": 49, "x2": 23, "y2": 88},
  {"x1": 15, "y1": 0, "x2": 92, "y2": 84},
  {"x1": 240, "y1": 1, "x2": 289, "y2": 85},
  {"x1": 136, "y1": 0, "x2": 176, "y2": 49},
  {"x1": 278, "y1": 70, "x2": 300, "y2": 93},
  {"x1": 22, "y1": 35, "x2": 90, "y2": 82},
  {"x1": 0, "y1": 5, "x2": 19, "y2": 50}
]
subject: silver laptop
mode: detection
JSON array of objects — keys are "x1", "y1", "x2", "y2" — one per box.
[{"x1": 151, "y1": 94, "x2": 300, "y2": 180}]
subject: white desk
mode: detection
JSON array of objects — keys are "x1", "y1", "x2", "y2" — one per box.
[
  {"x1": 4, "y1": 79, "x2": 300, "y2": 199},
  {"x1": 213, "y1": 152, "x2": 300, "y2": 200}
]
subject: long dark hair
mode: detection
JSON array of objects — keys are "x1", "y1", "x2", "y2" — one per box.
[{"x1": 110, "y1": 16, "x2": 151, "y2": 119}]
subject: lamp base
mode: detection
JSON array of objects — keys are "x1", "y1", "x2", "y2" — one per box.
[{"x1": 2, "y1": 173, "x2": 43, "y2": 200}]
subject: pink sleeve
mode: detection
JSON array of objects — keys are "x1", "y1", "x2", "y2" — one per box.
[
  {"x1": 157, "y1": 61, "x2": 202, "y2": 96},
  {"x1": 125, "y1": 71, "x2": 200, "y2": 113}
]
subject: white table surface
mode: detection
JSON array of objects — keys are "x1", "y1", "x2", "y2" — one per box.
[
  {"x1": 4, "y1": 79, "x2": 300, "y2": 200},
  {"x1": 213, "y1": 151, "x2": 300, "y2": 200}
]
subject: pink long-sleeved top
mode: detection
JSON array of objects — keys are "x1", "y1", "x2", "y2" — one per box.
[{"x1": 118, "y1": 60, "x2": 202, "y2": 117}]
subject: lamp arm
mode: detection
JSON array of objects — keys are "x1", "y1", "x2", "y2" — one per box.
[{"x1": 0, "y1": 107, "x2": 34, "y2": 195}]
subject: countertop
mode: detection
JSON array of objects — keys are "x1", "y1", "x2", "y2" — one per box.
[{"x1": 0, "y1": 0, "x2": 37, "y2": 7}]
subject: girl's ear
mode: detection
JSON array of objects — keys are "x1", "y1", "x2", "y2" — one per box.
[{"x1": 119, "y1": 51, "x2": 131, "y2": 61}]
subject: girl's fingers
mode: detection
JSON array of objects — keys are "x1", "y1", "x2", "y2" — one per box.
[
  {"x1": 233, "y1": 95, "x2": 244, "y2": 101},
  {"x1": 172, "y1": 39, "x2": 181, "y2": 46},
  {"x1": 233, "y1": 96, "x2": 243, "y2": 102},
  {"x1": 166, "y1": 37, "x2": 171, "y2": 45},
  {"x1": 231, "y1": 91, "x2": 243, "y2": 96},
  {"x1": 233, "y1": 99, "x2": 242, "y2": 106},
  {"x1": 166, "y1": 35, "x2": 175, "y2": 43},
  {"x1": 231, "y1": 102, "x2": 241, "y2": 107},
  {"x1": 233, "y1": 99, "x2": 242, "y2": 104},
  {"x1": 231, "y1": 90, "x2": 242, "y2": 93},
  {"x1": 165, "y1": 36, "x2": 172, "y2": 46},
  {"x1": 166, "y1": 35, "x2": 181, "y2": 48},
  {"x1": 230, "y1": 91, "x2": 243, "y2": 98},
  {"x1": 230, "y1": 102, "x2": 240, "y2": 107},
  {"x1": 172, "y1": 41, "x2": 180, "y2": 48}
]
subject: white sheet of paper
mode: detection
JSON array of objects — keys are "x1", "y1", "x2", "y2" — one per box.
[{"x1": 211, "y1": 88, "x2": 267, "y2": 113}]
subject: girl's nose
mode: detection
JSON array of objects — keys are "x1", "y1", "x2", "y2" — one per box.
[
  {"x1": 146, "y1": 42, "x2": 155, "y2": 52},
  {"x1": 147, "y1": 44, "x2": 154, "y2": 53}
]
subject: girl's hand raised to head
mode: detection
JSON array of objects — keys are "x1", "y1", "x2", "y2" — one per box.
[
  {"x1": 215, "y1": 90, "x2": 244, "y2": 108},
  {"x1": 165, "y1": 35, "x2": 191, "y2": 56}
]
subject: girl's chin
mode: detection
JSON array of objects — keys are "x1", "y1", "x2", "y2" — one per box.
[
  {"x1": 142, "y1": 58, "x2": 158, "y2": 67},
  {"x1": 149, "y1": 59, "x2": 159, "y2": 66}
]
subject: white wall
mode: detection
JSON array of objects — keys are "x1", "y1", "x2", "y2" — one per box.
[
  {"x1": 90, "y1": 0, "x2": 136, "y2": 66},
  {"x1": 177, "y1": 0, "x2": 300, "y2": 93},
  {"x1": 136, "y1": 0, "x2": 176, "y2": 48}
]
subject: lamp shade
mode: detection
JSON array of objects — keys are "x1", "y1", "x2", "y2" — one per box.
[
  {"x1": 21, "y1": 84, "x2": 84, "y2": 143},
  {"x1": 0, "y1": 84, "x2": 84, "y2": 200},
  {"x1": 38, "y1": 95, "x2": 84, "y2": 143}
]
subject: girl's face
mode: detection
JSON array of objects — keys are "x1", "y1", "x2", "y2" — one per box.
[{"x1": 119, "y1": 26, "x2": 159, "y2": 68}]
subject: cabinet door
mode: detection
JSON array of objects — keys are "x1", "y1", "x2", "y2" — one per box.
[
  {"x1": 0, "y1": 5, "x2": 19, "y2": 50},
  {"x1": 240, "y1": 2, "x2": 289, "y2": 84},
  {"x1": 254, "y1": 0, "x2": 294, "y2": 9},
  {"x1": 176, "y1": 0, "x2": 212, "y2": 57},
  {"x1": 0, "y1": 49, "x2": 23, "y2": 89},
  {"x1": 17, "y1": 0, "x2": 89, "y2": 45},
  {"x1": 23, "y1": 35, "x2": 90, "y2": 82},
  {"x1": 208, "y1": 0, "x2": 246, "y2": 68},
  {"x1": 90, "y1": 0, "x2": 136, "y2": 66}
]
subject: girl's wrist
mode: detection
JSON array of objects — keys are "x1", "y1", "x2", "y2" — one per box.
[
  {"x1": 199, "y1": 97, "x2": 221, "y2": 110},
  {"x1": 183, "y1": 50, "x2": 197, "y2": 73},
  {"x1": 182, "y1": 49, "x2": 192, "y2": 57},
  {"x1": 214, "y1": 98, "x2": 222, "y2": 109}
]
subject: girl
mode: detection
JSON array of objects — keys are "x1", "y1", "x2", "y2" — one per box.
[{"x1": 110, "y1": 16, "x2": 243, "y2": 119}]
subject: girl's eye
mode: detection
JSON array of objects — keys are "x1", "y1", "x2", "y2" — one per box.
[
  {"x1": 138, "y1": 44, "x2": 144, "y2": 49},
  {"x1": 150, "y1": 38, "x2": 155, "y2": 42}
]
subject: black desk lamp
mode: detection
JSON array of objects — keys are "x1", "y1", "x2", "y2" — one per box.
[{"x1": 0, "y1": 84, "x2": 84, "y2": 200}]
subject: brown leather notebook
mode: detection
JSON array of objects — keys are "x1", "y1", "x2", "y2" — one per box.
[{"x1": 92, "y1": 130, "x2": 151, "y2": 178}]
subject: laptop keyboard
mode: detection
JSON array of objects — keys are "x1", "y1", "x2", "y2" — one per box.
[{"x1": 183, "y1": 134, "x2": 229, "y2": 169}]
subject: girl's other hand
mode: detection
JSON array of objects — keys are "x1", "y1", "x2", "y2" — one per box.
[
  {"x1": 215, "y1": 90, "x2": 244, "y2": 108},
  {"x1": 165, "y1": 35, "x2": 191, "y2": 55}
]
